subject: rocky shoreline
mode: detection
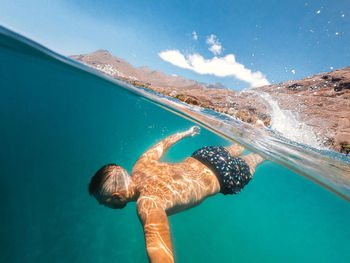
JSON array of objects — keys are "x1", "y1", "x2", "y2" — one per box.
[{"x1": 70, "y1": 50, "x2": 350, "y2": 155}]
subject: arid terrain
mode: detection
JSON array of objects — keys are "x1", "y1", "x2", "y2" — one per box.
[{"x1": 70, "y1": 50, "x2": 350, "y2": 154}]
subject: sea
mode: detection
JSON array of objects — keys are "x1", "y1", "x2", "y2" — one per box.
[{"x1": 1, "y1": 26, "x2": 349, "y2": 263}]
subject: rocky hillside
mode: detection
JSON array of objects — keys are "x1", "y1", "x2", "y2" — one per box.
[
  {"x1": 70, "y1": 50, "x2": 271, "y2": 124},
  {"x1": 255, "y1": 68, "x2": 350, "y2": 153},
  {"x1": 70, "y1": 50, "x2": 350, "y2": 154},
  {"x1": 71, "y1": 50, "x2": 201, "y2": 90}
]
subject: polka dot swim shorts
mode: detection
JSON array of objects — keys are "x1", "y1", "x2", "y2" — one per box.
[{"x1": 192, "y1": 146, "x2": 252, "y2": 195}]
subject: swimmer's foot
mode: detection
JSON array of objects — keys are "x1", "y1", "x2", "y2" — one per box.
[
  {"x1": 225, "y1": 143, "x2": 245, "y2": 157},
  {"x1": 241, "y1": 153, "x2": 264, "y2": 176}
]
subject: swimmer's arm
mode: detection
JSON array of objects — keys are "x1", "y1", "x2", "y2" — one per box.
[
  {"x1": 137, "y1": 126, "x2": 200, "y2": 162},
  {"x1": 137, "y1": 198, "x2": 174, "y2": 263}
]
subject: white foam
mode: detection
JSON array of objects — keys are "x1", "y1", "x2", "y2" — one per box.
[{"x1": 243, "y1": 90, "x2": 325, "y2": 149}]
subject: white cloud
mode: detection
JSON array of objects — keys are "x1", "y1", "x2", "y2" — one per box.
[
  {"x1": 192, "y1": 31, "x2": 198, "y2": 40},
  {"x1": 206, "y1": 34, "x2": 217, "y2": 45},
  {"x1": 206, "y1": 34, "x2": 222, "y2": 55},
  {"x1": 158, "y1": 50, "x2": 270, "y2": 87},
  {"x1": 208, "y1": 44, "x2": 222, "y2": 55},
  {"x1": 159, "y1": 50, "x2": 191, "y2": 69}
]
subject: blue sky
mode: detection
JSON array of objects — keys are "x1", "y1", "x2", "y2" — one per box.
[{"x1": 1, "y1": 0, "x2": 349, "y2": 90}]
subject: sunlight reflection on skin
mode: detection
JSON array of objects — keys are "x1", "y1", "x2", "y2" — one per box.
[{"x1": 92, "y1": 126, "x2": 263, "y2": 263}]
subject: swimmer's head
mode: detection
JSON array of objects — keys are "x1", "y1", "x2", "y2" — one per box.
[{"x1": 89, "y1": 164, "x2": 132, "y2": 209}]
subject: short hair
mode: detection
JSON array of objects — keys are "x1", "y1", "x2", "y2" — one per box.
[{"x1": 89, "y1": 164, "x2": 119, "y2": 195}]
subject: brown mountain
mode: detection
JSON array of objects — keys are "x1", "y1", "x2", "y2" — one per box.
[
  {"x1": 70, "y1": 50, "x2": 203, "y2": 90},
  {"x1": 70, "y1": 50, "x2": 350, "y2": 154}
]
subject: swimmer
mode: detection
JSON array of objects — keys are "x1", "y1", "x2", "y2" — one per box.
[{"x1": 89, "y1": 126, "x2": 264, "y2": 263}]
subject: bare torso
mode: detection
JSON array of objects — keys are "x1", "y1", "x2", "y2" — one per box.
[{"x1": 132, "y1": 156, "x2": 220, "y2": 216}]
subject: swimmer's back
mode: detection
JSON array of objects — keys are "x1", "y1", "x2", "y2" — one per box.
[{"x1": 132, "y1": 157, "x2": 220, "y2": 215}]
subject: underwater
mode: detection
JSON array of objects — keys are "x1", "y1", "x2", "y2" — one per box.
[{"x1": 1, "y1": 25, "x2": 350, "y2": 263}]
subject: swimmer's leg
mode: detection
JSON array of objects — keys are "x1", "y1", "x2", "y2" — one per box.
[
  {"x1": 225, "y1": 143, "x2": 245, "y2": 157},
  {"x1": 240, "y1": 153, "x2": 264, "y2": 176}
]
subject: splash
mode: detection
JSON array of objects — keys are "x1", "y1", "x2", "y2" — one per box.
[{"x1": 243, "y1": 90, "x2": 324, "y2": 149}]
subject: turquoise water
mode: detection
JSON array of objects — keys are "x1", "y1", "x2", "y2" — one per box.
[{"x1": 1, "y1": 27, "x2": 349, "y2": 263}]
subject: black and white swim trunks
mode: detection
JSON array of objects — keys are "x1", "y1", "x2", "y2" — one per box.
[{"x1": 191, "y1": 146, "x2": 252, "y2": 195}]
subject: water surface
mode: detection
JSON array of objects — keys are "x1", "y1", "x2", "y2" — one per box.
[{"x1": 1, "y1": 27, "x2": 349, "y2": 263}]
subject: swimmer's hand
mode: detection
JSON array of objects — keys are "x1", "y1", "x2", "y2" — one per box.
[{"x1": 186, "y1": 126, "x2": 200, "y2": 137}]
